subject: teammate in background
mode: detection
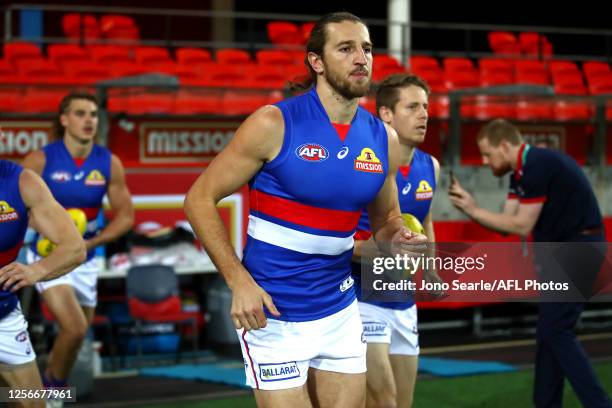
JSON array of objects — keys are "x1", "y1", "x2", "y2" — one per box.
[
  {"x1": 352, "y1": 74, "x2": 442, "y2": 408},
  {"x1": 22, "y1": 92, "x2": 134, "y2": 392},
  {"x1": 185, "y1": 12, "x2": 427, "y2": 408},
  {"x1": 449, "y1": 119, "x2": 611, "y2": 408},
  {"x1": 0, "y1": 159, "x2": 85, "y2": 408}
]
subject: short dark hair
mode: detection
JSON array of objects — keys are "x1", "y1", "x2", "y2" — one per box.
[
  {"x1": 375, "y1": 73, "x2": 430, "y2": 115},
  {"x1": 54, "y1": 91, "x2": 99, "y2": 139},
  {"x1": 291, "y1": 12, "x2": 366, "y2": 92},
  {"x1": 477, "y1": 119, "x2": 523, "y2": 146}
]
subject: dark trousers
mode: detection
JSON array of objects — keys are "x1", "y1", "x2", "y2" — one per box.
[
  {"x1": 534, "y1": 302, "x2": 611, "y2": 407},
  {"x1": 533, "y1": 235, "x2": 611, "y2": 407}
]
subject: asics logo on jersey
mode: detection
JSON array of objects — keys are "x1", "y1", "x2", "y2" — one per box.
[
  {"x1": 339, "y1": 276, "x2": 354, "y2": 292},
  {"x1": 402, "y1": 183, "x2": 412, "y2": 195},
  {"x1": 0, "y1": 200, "x2": 19, "y2": 222},
  {"x1": 296, "y1": 144, "x2": 329, "y2": 162},
  {"x1": 74, "y1": 171, "x2": 85, "y2": 180},
  {"x1": 337, "y1": 147, "x2": 349, "y2": 159}
]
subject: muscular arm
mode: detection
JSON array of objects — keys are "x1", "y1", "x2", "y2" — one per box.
[
  {"x1": 3, "y1": 170, "x2": 86, "y2": 288},
  {"x1": 470, "y1": 202, "x2": 542, "y2": 237},
  {"x1": 184, "y1": 105, "x2": 284, "y2": 330},
  {"x1": 86, "y1": 155, "x2": 134, "y2": 251}
]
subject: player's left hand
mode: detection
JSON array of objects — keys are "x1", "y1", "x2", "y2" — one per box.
[
  {"x1": 390, "y1": 227, "x2": 428, "y2": 258},
  {"x1": 0, "y1": 262, "x2": 45, "y2": 291}
]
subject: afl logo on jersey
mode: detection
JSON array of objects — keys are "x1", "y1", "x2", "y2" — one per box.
[
  {"x1": 0, "y1": 200, "x2": 19, "y2": 222},
  {"x1": 296, "y1": 144, "x2": 329, "y2": 162},
  {"x1": 50, "y1": 171, "x2": 71, "y2": 182},
  {"x1": 415, "y1": 180, "x2": 433, "y2": 200},
  {"x1": 84, "y1": 170, "x2": 106, "y2": 186},
  {"x1": 354, "y1": 148, "x2": 383, "y2": 173}
]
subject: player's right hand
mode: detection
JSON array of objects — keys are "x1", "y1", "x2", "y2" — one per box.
[{"x1": 230, "y1": 274, "x2": 280, "y2": 331}]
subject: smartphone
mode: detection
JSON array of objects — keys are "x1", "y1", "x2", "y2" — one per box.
[{"x1": 449, "y1": 169, "x2": 456, "y2": 186}]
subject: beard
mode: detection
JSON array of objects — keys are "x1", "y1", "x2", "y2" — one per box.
[
  {"x1": 323, "y1": 62, "x2": 371, "y2": 99},
  {"x1": 491, "y1": 162, "x2": 512, "y2": 177}
]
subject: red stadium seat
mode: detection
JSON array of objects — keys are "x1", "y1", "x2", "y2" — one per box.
[
  {"x1": 3, "y1": 42, "x2": 42, "y2": 64},
  {"x1": 409, "y1": 55, "x2": 441, "y2": 74},
  {"x1": 443, "y1": 57, "x2": 476, "y2": 75},
  {"x1": 64, "y1": 61, "x2": 111, "y2": 84},
  {"x1": 47, "y1": 44, "x2": 89, "y2": 64},
  {"x1": 205, "y1": 64, "x2": 249, "y2": 88},
  {"x1": 515, "y1": 98, "x2": 553, "y2": 120},
  {"x1": 15, "y1": 59, "x2": 66, "y2": 84},
  {"x1": 62, "y1": 13, "x2": 100, "y2": 43},
  {"x1": 108, "y1": 62, "x2": 148, "y2": 78},
  {"x1": 488, "y1": 31, "x2": 521, "y2": 56},
  {"x1": 148, "y1": 62, "x2": 200, "y2": 82},
  {"x1": 553, "y1": 99, "x2": 591, "y2": 121},
  {"x1": 222, "y1": 91, "x2": 271, "y2": 115},
  {"x1": 445, "y1": 71, "x2": 479, "y2": 90},
  {"x1": 519, "y1": 32, "x2": 553, "y2": 57},
  {"x1": 255, "y1": 49, "x2": 296, "y2": 66},
  {"x1": 374, "y1": 54, "x2": 404, "y2": 70},
  {"x1": 267, "y1": 21, "x2": 302, "y2": 46},
  {"x1": 479, "y1": 58, "x2": 514, "y2": 78},
  {"x1": 515, "y1": 60, "x2": 550, "y2": 85},
  {"x1": 21, "y1": 88, "x2": 70, "y2": 113},
  {"x1": 372, "y1": 66, "x2": 406, "y2": 82},
  {"x1": 479, "y1": 72, "x2": 514, "y2": 86},
  {"x1": 583, "y1": 61, "x2": 611, "y2": 84},
  {"x1": 250, "y1": 65, "x2": 289, "y2": 89},
  {"x1": 100, "y1": 14, "x2": 139, "y2": 42},
  {"x1": 548, "y1": 60, "x2": 580, "y2": 76},
  {"x1": 87, "y1": 45, "x2": 132, "y2": 64},
  {"x1": 215, "y1": 48, "x2": 252, "y2": 65},
  {"x1": 172, "y1": 89, "x2": 222, "y2": 115},
  {"x1": 0, "y1": 60, "x2": 17, "y2": 82},
  {"x1": 175, "y1": 48, "x2": 212, "y2": 65},
  {"x1": 133, "y1": 47, "x2": 172, "y2": 67},
  {"x1": 474, "y1": 96, "x2": 516, "y2": 120}
]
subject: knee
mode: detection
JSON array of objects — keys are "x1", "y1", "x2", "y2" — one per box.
[{"x1": 62, "y1": 320, "x2": 88, "y2": 344}]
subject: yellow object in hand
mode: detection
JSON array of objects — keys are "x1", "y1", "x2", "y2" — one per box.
[
  {"x1": 67, "y1": 208, "x2": 87, "y2": 235},
  {"x1": 36, "y1": 238, "x2": 56, "y2": 257},
  {"x1": 402, "y1": 213, "x2": 425, "y2": 234}
]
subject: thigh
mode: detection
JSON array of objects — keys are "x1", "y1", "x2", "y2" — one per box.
[
  {"x1": 307, "y1": 368, "x2": 365, "y2": 408},
  {"x1": 0, "y1": 361, "x2": 45, "y2": 408},
  {"x1": 254, "y1": 385, "x2": 313, "y2": 408},
  {"x1": 41, "y1": 285, "x2": 87, "y2": 330}
]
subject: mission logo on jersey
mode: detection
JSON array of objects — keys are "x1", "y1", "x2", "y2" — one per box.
[
  {"x1": 84, "y1": 170, "x2": 106, "y2": 186},
  {"x1": 415, "y1": 180, "x2": 434, "y2": 200},
  {"x1": 0, "y1": 200, "x2": 19, "y2": 222},
  {"x1": 354, "y1": 148, "x2": 383, "y2": 173}
]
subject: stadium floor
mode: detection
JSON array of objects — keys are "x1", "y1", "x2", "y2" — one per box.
[{"x1": 72, "y1": 332, "x2": 612, "y2": 407}]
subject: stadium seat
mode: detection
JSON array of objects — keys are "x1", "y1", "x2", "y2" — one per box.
[
  {"x1": 222, "y1": 91, "x2": 271, "y2": 115},
  {"x1": 487, "y1": 31, "x2": 521, "y2": 56},
  {"x1": 515, "y1": 98, "x2": 553, "y2": 120},
  {"x1": 255, "y1": 49, "x2": 296, "y2": 66},
  {"x1": 267, "y1": 21, "x2": 302, "y2": 46},
  {"x1": 15, "y1": 59, "x2": 66, "y2": 84},
  {"x1": 374, "y1": 54, "x2": 404, "y2": 70},
  {"x1": 582, "y1": 61, "x2": 611, "y2": 83},
  {"x1": 176, "y1": 47, "x2": 212, "y2": 65},
  {"x1": 172, "y1": 89, "x2": 222, "y2": 114},
  {"x1": 409, "y1": 55, "x2": 441, "y2": 74},
  {"x1": 64, "y1": 61, "x2": 111, "y2": 84},
  {"x1": 148, "y1": 62, "x2": 199, "y2": 81},
  {"x1": 445, "y1": 71, "x2": 479, "y2": 90},
  {"x1": 250, "y1": 65, "x2": 289, "y2": 89},
  {"x1": 519, "y1": 32, "x2": 553, "y2": 57},
  {"x1": 133, "y1": 47, "x2": 172, "y2": 67},
  {"x1": 22, "y1": 88, "x2": 70, "y2": 113},
  {"x1": 0, "y1": 60, "x2": 17, "y2": 83},
  {"x1": 479, "y1": 72, "x2": 514, "y2": 86},
  {"x1": 372, "y1": 66, "x2": 406, "y2": 82},
  {"x1": 204, "y1": 64, "x2": 249, "y2": 88},
  {"x1": 3, "y1": 42, "x2": 42, "y2": 64},
  {"x1": 443, "y1": 57, "x2": 476, "y2": 75},
  {"x1": 548, "y1": 60, "x2": 580, "y2": 76},
  {"x1": 62, "y1": 13, "x2": 100, "y2": 43},
  {"x1": 474, "y1": 96, "x2": 517, "y2": 120},
  {"x1": 215, "y1": 48, "x2": 253, "y2": 65},
  {"x1": 479, "y1": 58, "x2": 514, "y2": 78},
  {"x1": 100, "y1": 14, "x2": 139, "y2": 42},
  {"x1": 47, "y1": 44, "x2": 89, "y2": 64},
  {"x1": 515, "y1": 60, "x2": 550, "y2": 85},
  {"x1": 108, "y1": 61, "x2": 149, "y2": 78},
  {"x1": 87, "y1": 45, "x2": 132, "y2": 65}
]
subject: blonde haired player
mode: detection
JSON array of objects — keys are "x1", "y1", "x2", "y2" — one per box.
[{"x1": 352, "y1": 74, "x2": 442, "y2": 408}]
